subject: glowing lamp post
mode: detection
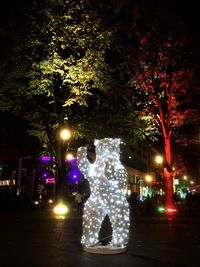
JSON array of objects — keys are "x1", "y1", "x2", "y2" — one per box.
[
  {"x1": 154, "y1": 154, "x2": 163, "y2": 191},
  {"x1": 183, "y1": 175, "x2": 187, "y2": 180},
  {"x1": 55, "y1": 128, "x2": 71, "y2": 204},
  {"x1": 155, "y1": 155, "x2": 163, "y2": 165},
  {"x1": 145, "y1": 174, "x2": 153, "y2": 183},
  {"x1": 65, "y1": 153, "x2": 74, "y2": 161},
  {"x1": 60, "y1": 129, "x2": 71, "y2": 141}
]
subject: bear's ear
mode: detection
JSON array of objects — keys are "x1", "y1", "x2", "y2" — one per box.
[
  {"x1": 94, "y1": 139, "x2": 100, "y2": 146},
  {"x1": 115, "y1": 138, "x2": 121, "y2": 146}
]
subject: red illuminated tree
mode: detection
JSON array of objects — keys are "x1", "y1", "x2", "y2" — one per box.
[{"x1": 130, "y1": 10, "x2": 199, "y2": 210}]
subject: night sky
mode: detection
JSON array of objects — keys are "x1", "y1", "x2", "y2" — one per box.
[{"x1": 0, "y1": 0, "x2": 199, "y2": 33}]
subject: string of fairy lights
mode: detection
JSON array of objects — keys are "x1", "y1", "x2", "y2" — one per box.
[{"x1": 77, "y1": 138, "x2": 130, "y2": 248}]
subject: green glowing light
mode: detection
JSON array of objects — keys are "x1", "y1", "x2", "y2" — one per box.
[{"x1": 157, "y1": 206, "x2": 165, "y2": 213}]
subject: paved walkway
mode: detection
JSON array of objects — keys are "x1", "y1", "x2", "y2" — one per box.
[{"x1": 0, "y1": 208, "x2": 199, "y2": 267}]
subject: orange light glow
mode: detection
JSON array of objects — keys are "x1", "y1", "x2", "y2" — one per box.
[{"x1": 165, "y1": 206, "x2": 178, "y2": 215}]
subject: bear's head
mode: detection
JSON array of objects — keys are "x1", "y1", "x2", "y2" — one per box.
[{"x1": 94, "y1": 138, "x2": 121, "y2": 162}]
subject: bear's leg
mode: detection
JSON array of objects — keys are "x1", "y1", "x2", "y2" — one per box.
[
  {"x1": 109, "y1": 202, "x2": 130, "y2": 246},
  {"x1": 81, "y1": 202, "x2": 106, "y2": 247}
]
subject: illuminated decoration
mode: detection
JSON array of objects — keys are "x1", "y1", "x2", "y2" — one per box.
[
  {"x1": 157, "y1": 205, "x2": 177, "y2": 215},
  {"x1": 67, "y1": 157, "x2": 81, "y2": 183},
  {"x1": 40, "y1": 155, "x2": 55, "y2": 162},
  {"x1": 69, "y1": 171, "x2": 79, "y2": 183},
  {"x1": 47, "y1": 178, "x2": 55, "y2": 184},
  {"x1": 0, "y1": 179, "x2": 15, "y2": 186},
  {"x1": 157, "y1": 205, "x2": 165, "y2": 213},
  {"x1": 165, "y1": 206, "x2": 178, "y2": 215},
  {"x1": 40, "y1": 154, "x2": 74, "y2": 164},
  {"x1": 42, "y1": 172, "x2": 48, "y2": 178},
  {"x1": 77, "y1": 138, "x2": 130, "y2": 254},
  {"x1": 40, "y1": 168, "x2": 55, "y2": 181}
]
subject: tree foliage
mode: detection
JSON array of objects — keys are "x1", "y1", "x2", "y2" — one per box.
[
  {"x1": 0, "y1": 0, "x2": 112, "y2": 155},
  {"x1": 128, "y1": 1, "x2": 200, "y2": 207},
  {"x1": 130, "y1": 2, "x2": 199, "y2": 157},
  {"x1": 72, "y1": 0, "x2": 143, "y2": 146}
]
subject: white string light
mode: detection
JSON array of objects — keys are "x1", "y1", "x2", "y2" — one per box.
[{"x1": 77, "y1": 138, "x2": 130, "y2": 249}]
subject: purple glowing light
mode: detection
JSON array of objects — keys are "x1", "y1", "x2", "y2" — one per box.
[
  {"x1": 47, "y1": 178, "x2": 55, "y2": 184},
  {"x1": 40, "y1": 156, "x2": 55, "y2": 162},
  {"x1": 70, "y1": 170, "x2": 79, "y2": 183}
]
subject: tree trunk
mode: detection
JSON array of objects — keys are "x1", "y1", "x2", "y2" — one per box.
[
  {"x1": 29, "y1": 166, "x2": 36, "y2": 201},
  {"x1": 55, "y1": 139, "x2": 66, "y2": 202},
  {"x1": 17, "y1": 158, "x2": 23, "y2": 196},
  {"x1": 163, "y1": 167, "x2": 173, "y2": 207},
  {"x1": 163, "y1": 137, "x2": 174, "y2": 208}
]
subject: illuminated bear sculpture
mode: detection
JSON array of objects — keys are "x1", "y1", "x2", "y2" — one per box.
[{"x1": 77, "y1": 138, "x2": 130, "y2": 253}]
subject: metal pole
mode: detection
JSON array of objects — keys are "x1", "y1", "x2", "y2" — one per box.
[{"x1": 17, "y1": 158, "x2": 23, "y2": 196}]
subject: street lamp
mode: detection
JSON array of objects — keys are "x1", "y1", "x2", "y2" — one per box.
[
  {"x1": 155, "y1": 155, "x2": 163, "y2": 165},
  {"x1": 55, "y1": 128, "x2": 71, "y2": 205},
  {"x1": 66, "y1": 153, "x2": 74, "y2": 161},
  {"x1": 145, "y1": 174, "x2": 153, "y2": 196},
  {"x1": 154, "y1": 155, "x2": 163, "y2": 190},
  {"x1": 145, "y1": 174, "x2": 153, "y2": 183},
  {"x1": 53, "y1": 128, "x2": 72, "y2": 217},
  {"x1": 183, "y1": 175, "x2": 187, "y2": 180},
  {"x1": 60, "y1": 128, "x2": 71, "y2": 141}
]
